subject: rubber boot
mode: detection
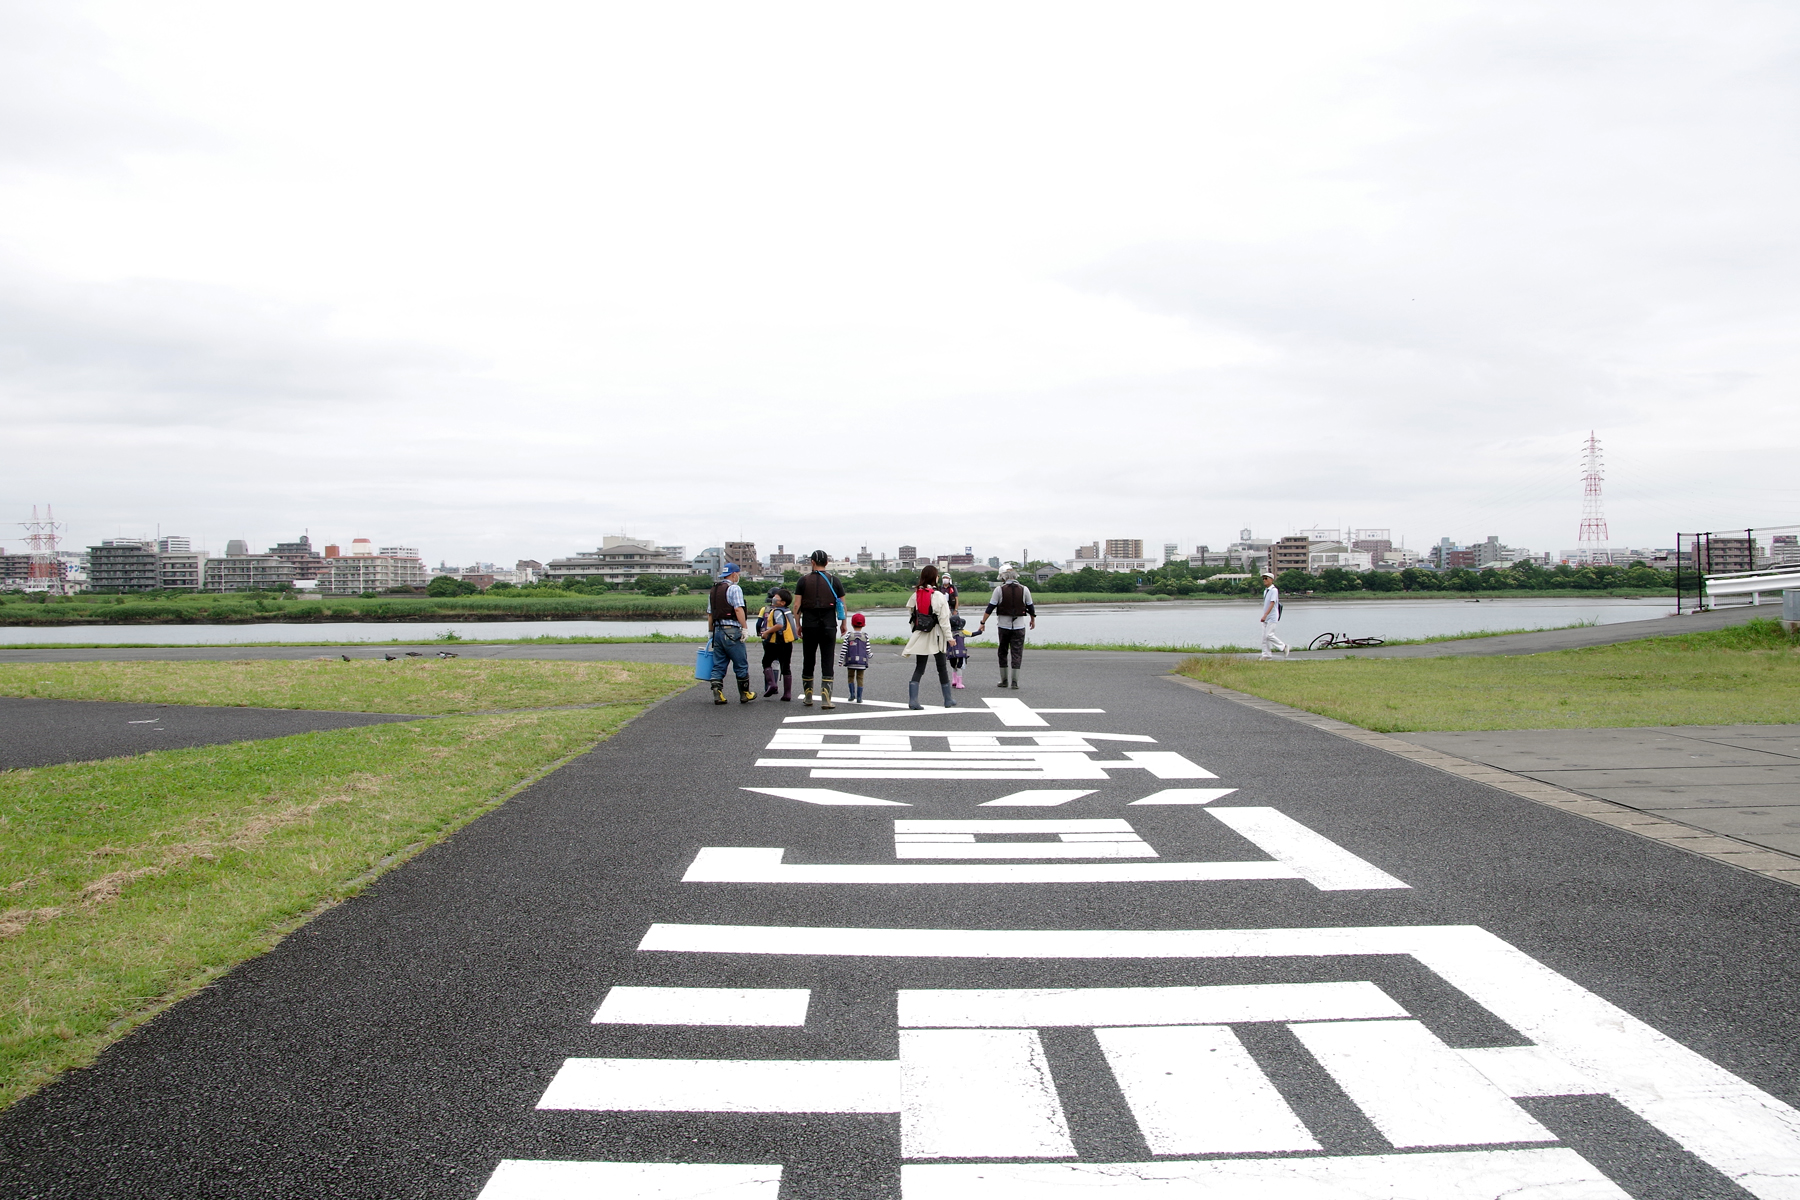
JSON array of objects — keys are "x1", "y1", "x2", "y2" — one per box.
[
  {"x1": 940, "y1": 682, "x2": 958, "y2": 708},
  {"x1": 997, "y1": 668, "x2": 1009, "y2": 687},
  {"x1": 802, "y1": 675, "x2": 814, "y2": 707},
  {"x1": 952, "y1": 668, "x2": 964, "y2": 689},
  {"x1": 739, "y1": 679, "x2": 756, "y2": 703},
  {"x1": 908, "y1": 680, "x2": 923, "y2": 710},
  {"x1": 820, "y1": 681, "x2": 835, "y2": 710},
  {"x1": 781, "y1": 672, "x2": 793, "y2": 701},
  {"x1": 763, "y1": 666, "x2": 779, "y2": 697},
  {"x1": 711, "y1": 682, "x2": 727, "y2": 705},
  {"x1": 1009, "y1": 666, "x2": 1020, "y2": 690}
]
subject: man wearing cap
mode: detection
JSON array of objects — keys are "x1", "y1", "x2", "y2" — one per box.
[
  {"x1": 706, "y1": 563, "x2": 756, "y2": 704},
  {"x1": 1258, "y1": 571, "x2": 1289, "y2": 660}
]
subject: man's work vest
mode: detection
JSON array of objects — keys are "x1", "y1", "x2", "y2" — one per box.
[
  {"x1": 997, "y1": 582, "x2": 1029, "y2": 617},
  {"x1": 709, "y1": 581, "x2": 739, "y2": 623}
]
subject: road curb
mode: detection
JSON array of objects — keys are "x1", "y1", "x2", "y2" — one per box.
[{"x1": 1164, "y1": 673, "x2": 1800, "y2": 890}]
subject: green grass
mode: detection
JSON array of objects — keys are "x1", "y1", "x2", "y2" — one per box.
[
  {"x1": 0, "y1": 700, "x2": 682, "y2": 1109},
  {"x1": 0, "y1": 658, "x2": 692, "y2": 714},
  {"x1": 1176, "y1": 619, "x2": 1800, "y2": 732}
]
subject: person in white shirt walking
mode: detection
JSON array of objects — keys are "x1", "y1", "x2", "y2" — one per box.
[{"x1": 1258, "y1": 571, "x2": 1289, "y2": 660}]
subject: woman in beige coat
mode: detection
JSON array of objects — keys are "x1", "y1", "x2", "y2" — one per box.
[{"x1": 903, "y1": 564, "x2": 957, "y2": 710}]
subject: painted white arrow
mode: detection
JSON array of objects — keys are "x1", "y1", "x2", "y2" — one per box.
[{"x1": 740, "y1": 787, "x2": 909, "y2": 807}]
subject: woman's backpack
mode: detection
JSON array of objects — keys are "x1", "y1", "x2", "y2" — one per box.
[{"x1": 909, "y1": 586, "x2": 939, "y2": 633}]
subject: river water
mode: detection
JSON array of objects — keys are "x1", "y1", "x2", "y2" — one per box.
[{"x1": 0, "y1": 596, "x2": 1677, "y2": 648}]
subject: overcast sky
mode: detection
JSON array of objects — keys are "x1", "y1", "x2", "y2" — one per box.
[{"x1": 3, "y1": 1, "x2": 1797, "y2": 566}]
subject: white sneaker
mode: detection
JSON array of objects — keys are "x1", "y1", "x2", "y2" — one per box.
[
  {"x1": 1259, "y1": 652, "x2": 1272, "y2": 660},
  {"x1": 1283, "y1": 646, "x2": 1291, "y2": 659}
]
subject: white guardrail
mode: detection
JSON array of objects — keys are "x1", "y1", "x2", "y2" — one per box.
[{"x1": 1702, "y1": 567, "x2": 1800, "y2": 605}]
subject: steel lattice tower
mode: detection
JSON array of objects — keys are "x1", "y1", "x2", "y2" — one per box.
[
  {"x1": 18, "y1": 505, "x2": 68, "y2": 595},
  {"x1": 1577, "y1": 433, "x2": 1608, "y2": 550}
]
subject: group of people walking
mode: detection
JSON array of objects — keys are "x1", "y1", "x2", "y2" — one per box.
[{"x1": 705, "y1": 554, "x2": 1037, "y2": 710}]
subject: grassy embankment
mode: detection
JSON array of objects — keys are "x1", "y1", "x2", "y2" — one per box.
[
  {"x1": 0, "y1": 658, "x2": 691, "y2": 1109},
  {"x1": 1176, "y1": 619, "x2": 1800, "y2": 732}
]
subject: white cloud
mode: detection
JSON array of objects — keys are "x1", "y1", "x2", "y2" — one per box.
[{"x1": 0, "y1": 0, "x2": 1795, "y2": 562}]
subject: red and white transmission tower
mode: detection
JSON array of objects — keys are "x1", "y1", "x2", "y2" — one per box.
[
  {"x1": 18, "y1": 505, "x2": 69, "y2": 595},
  {"x1": 1577, "y1": 432, "x2": 1608, "y2": 553}
]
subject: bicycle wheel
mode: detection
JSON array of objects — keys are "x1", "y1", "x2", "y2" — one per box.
[
  {"x1": 1348, "y1": 636, "x2": 1385, "y2": 647},
  {"x1": 1307, "y1": 633, "x2": 1337, "y2": 652}
]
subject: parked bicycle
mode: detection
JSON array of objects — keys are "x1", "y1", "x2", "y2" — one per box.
[{"x1": 1307, "y1": 632, "x2": 1386, "y2": 651}]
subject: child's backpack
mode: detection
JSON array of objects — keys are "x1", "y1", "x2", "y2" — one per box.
[
  {"x1": 843, "y1": 636, "x2": 871, "y2": 669},
  {"x1": 909, "y1": 587, "x2": 939, "y2": 633}
]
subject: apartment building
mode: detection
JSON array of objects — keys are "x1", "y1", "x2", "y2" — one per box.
[
  {"x1": 159, "y1": 551, "x2": 207, "y2": 590},
  {"x1": 205, "y1": 553, "x2": 298, "y2": 592},
  {"x1": 1270, "y1": 536, "x2": 1312, "y2": 574},
  {"x1": 548, "y1": 537, "x2": 691, "y2": 584},
  {"x1": 314, "y1": 552, "x2": 426, "y2": 594},
  {"x1": 87, "y1": 541, "x2": 161, "y2": 592}
]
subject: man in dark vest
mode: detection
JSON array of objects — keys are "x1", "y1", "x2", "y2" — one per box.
[
  {"x1": 794, "y1": 549, "x2": 846, "y2": 709},
  {"x1": 976, "y1": 566, "x2": 1036, "y2": 689},
  {"x1": 706, "y1": 563, "x2": 755, "y2": 704}
]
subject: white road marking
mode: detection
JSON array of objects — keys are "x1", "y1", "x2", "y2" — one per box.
[
  {"x1": 781, "y1": 698, "x2": 1104, "y2": 725},
  {"x1": 639, "y1": 923, "x2": 1800, "y2": 1200},
  {"x1": 1207, "y1": 807, "x2": 1410, "y2": 890},
  {"x1": 893, "y1": 818, "x2": 1156, "y2": 860},
  {"x1": 899, "y1": 1148, "x2": 1632, "y2": 1198},
  {"x1": 739, "y1": 787, "x2": 909, "y2": 807},
  {"x1": 894, "y1": 842, "x2": 1157, "y2": 860},
  {"x1": 592, "y1": 987, "x2": 810, "y2": 1028},
  {"x1": 1291, "y1": 1018, "x2": 1555, "y2": 1147},
  {"x1": 537, "y1": 1057, "x2": 898, "y2": 1113},
  {"x1": 979, "y1": 789, "x2": 1097, "y2": 806},
  {"x1": 895, "y1": 982, "x2": 1408, "y2": 1027},
  {"x1": 1457, "y1": 1045, "x2": 1605, "y2": 1098},
  {"x1": 767, "y1": 730, "x2": 1158, "y2": 750},
  {"x1": 127, "y1": 719, "x2": 158, "y2": 724},
  {"x1": 680, "y1": 847, "x2": 1301, "y2": 884},
  {"x1": 1129, "y1": 788, "x2": 1238, "y2": 805},
  {"x1": 1096, "y1": 1024, "x2": 1320, "y2": 1154},
  {"x1": 477, "y1": 1159, "x2": 781, "y2": 1199},
  {"x1": 756, "y1": 749, "x2": 1215, "y2": 781},
  {"x1": 899, "y1": 1028, "x2": 1075, "y2": 1160},
  {"x1": 894, "y1": 819, "x2": 1137, "y2": 834}
]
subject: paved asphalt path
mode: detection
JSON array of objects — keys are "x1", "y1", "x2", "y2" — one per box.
[
  {"x1": 1301, "y1": 601, "x2": 1762, "y2": 658},
  {"x1": 3, "y1": 649, "x2": 1800, "y2": 1198},
  {"x1": 0, "y1": 696, "x2": 423, "y2": 769}
]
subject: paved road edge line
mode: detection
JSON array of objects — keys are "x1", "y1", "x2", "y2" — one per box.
[{"x1": 1162, "y1": 674, "x2": 1800, "y2": 891}]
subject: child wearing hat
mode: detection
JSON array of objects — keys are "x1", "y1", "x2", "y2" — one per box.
[
  {"x1": 947, "y1": 613, "x2": 970, "y2": 689},
  {"x1": 840, "y1": 612, "x2": 872, "y2": 702}
]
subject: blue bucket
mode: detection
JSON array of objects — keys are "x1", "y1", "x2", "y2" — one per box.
[{"x1": 694, "y1": 645, "x2": 717, "y2": 681}]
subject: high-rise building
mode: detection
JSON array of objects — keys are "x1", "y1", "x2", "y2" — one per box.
[
  {"x1": 157, "y1": 536, "x2": 191, "y2": 553},
  {"x1": 723, "y1": 541, "x2": 761, "y2": 575},
  {"x1": 159, "y1": 552, "x2": 207, "y2": 590},
  {"x1": 314, "y1": 551, "x2": 425, "y2": 594},
  {"x1": 205, "y1": 548, "x2": 297, "y2": 592},
  {"x1": 1075, "y1": 543, "x2": 1100, "y2": 560},
  {"x1": 1163, "y1": 543, "x2": 1179, "y2": 563},
  {"x1": 268, "y1": 534, "x2": 325, "y2": 580},
  {"x1": 225, "y1": 539, "x2": 249, "y2": 556},
  {"x1": 1106, "y1": 539, "x2": 1144, "y2": 560},
  {"x1": 767, "y1": 545, "x2": 796, "y2": 570},
  {"x1": 898, "y1": 545, "x2": 918, "y2": 569}
]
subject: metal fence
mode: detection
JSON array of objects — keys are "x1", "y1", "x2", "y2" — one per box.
[{"x1": 1674, "y1": 524, "x2": 1800, "y2": 613}]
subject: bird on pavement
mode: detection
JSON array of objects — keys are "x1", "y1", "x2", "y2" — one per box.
[
  {"x1": 384, "y1": 653, "x2": 396, "y2": 661},
  {"x1": 341, "y1": 654, "x2": 351, "y2": 662},
  {"x1": 404, "y1": 651, "x2": 423, "y2": 657},
  {"x1": 437, "y1": 651, "x2": 459, "y2": 658}
]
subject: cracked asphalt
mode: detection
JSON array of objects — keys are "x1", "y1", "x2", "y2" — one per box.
[{"x1": 1, "y1": 648, "x2": 1796, "y2": 1198}]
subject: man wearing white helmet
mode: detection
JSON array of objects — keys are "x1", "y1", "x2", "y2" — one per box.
[{"x1": 976, "y1": 566, "x2": 1036, "y2": 689}]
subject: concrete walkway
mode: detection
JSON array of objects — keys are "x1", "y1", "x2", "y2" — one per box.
[{"x1": 1399, "y1": 725, "x2": 1800, "y2": 856}]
